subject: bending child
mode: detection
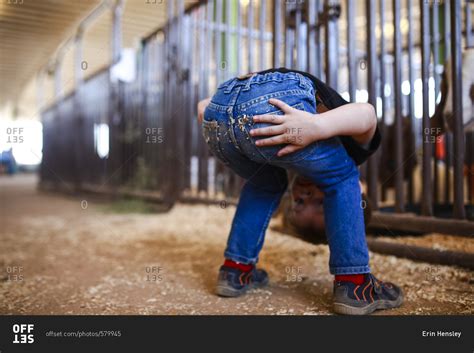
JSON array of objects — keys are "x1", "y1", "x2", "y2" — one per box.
[{"x1": 197, "y1": 68, "x2": 403, "y2": 315}]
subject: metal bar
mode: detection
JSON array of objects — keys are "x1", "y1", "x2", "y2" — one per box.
[
  {"x1": 444, "y1": 0, "x2": 450, "y2": 61},
  {"x1": 215, "y1": 0, "x2": 223, "y2": 84},
  {"x1": 111, "y1": 0, "x2": 124, "y2": 63},
  {"x1": 406, "y1": 0, "x2": 415, "y2": 205},
  {"x1": 450, "y1": 0, "x2": 466, "y2": 219},
  {"x1": 285, "y1": 5, "x2": 293, "y2": 68},
  {"x1": 347, "y1": 0, "x2": 356, "y2": 102},
  {"x1": 259, "y1": 0, "x2": 266, "y2": 70},
  {"x1": 443, "y1": 0, "x2": 450, "y2": 205},
  {"x1": 225, "y1": 0, "x2": 231, "y2": 78},
  {"x1": 307, "y1": 0, "x2": 317, "y2": 76},
  {"x1": 366, "y1": 0, "x2": 378, "y2": 210},
  {"x1": 316, "y1": 0, "x2": 324, "y2": 79},
  {"x1": 295, "y1": 2, "x2": 303, "y2": 71},
  {"x1": 393, "y1": 0, "x2": 404, "y2": 212},
  {"x1": 444, "y1": 132, "x2": 452, "y2": 204},
  {"x1": 366, "y1": 238, "x2": 474, "y2": 270},
  {"x1": 273, "y1": 0, "x2": 282, "y2": 68},
  {"x1": 368, "y1": 212, "x2": 474, "y2": 237},
  {"x1": 432, "y1": 2, "x2": 440, "y2": 97},
  {"x1": 420, "y1": 0, "x2": 433, "y2": 216},
  {"x1": 325, "y1": 0, "x2": 339, "y2": 89},
  {"x1": 379, "y1": 0, "x2": 387, "y2": 202},
  {"x1": 466, "y1": 0, "x2": 473, "y2": 48},
  {"x1": 237, "y1": 0, "x2": 242, "y2": 74},
  {"x1": 247, "y1": 0, "x2": 254, "y2": 72}
]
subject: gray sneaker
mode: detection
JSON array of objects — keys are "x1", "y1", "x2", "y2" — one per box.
[{"x1": 333, "y1": 274, "x2": 404, "y2": 315}]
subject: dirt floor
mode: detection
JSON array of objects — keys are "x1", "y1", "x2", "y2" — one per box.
[{"x1": 0, "y1": 174, "x2": 472, "y2": 315}]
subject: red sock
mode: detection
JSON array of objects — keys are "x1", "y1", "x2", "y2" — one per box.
[
  {"x1": 335, "y1": 274, "x2": 366, "y2": 285},
  {"x1": 224, "y1": 259, "x2": 253, "y2": 272}
]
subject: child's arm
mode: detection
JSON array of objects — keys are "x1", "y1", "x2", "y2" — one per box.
[
  {"x1": 251, "y1": 98, "x2": 377, "y2": 157},
  {"x1": 197, "y1": 97, "x2": 212, "y2": 124}
]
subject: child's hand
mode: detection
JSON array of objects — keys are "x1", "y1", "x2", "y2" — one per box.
[
  {"x1": 197, "y1": 97, "x2": 211, "y2": 124},
  {"x1": 250, "y1": 98, "x2": 323, "y2": 157}
]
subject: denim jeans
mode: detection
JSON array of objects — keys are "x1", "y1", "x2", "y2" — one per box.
[{"x1": 202, "y1": 71, "x2": 370, "y2": 275}]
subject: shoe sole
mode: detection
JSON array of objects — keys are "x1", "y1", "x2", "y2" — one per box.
[
  {"x1": 216, "y1": 278, "x2": 269, "y2": 298},
  {"x1": 333, "y1": 294, "x2": 404, "y2": 315}
]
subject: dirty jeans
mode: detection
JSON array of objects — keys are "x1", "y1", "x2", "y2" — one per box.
[{"x1": 202, "y1": 71, "x2": 370, "y2": 275}]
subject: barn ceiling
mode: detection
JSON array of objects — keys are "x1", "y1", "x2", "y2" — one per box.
[{"x1": 0, "y1": 0, "x2": 197, "y2": 118}]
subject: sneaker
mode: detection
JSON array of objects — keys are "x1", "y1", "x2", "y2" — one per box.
[
  {"x1": 333, "y1": 273, "x2": 403, "y2": 315},
  {"x1": 216, "y1": 265, "x2": 269, "y2": 297}
]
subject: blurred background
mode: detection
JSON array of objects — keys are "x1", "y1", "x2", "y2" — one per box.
[{"x1": 0, "y1": 0, "x2": 473, "y2": 315}]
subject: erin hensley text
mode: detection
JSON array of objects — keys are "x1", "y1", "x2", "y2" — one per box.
[{"x1": 421, "y1": 330, "x2": 462, "y2": 338}]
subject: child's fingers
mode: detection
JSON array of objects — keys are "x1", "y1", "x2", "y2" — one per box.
[
  {"x1": 250, "y1": 125, "x2": 286, "y2": 137},
  {"x1": 252, "y1": 114, "x2": 284, "y2": 124},
  {"x1": 277, "y1": 144, "x2": 302, "y2": 157},
  {"x1": 255, "y1": 135, "x2": 287, "y2": 147},
  {"x1": 268, "y1": 98, "x2": 293, "y2": 113}
]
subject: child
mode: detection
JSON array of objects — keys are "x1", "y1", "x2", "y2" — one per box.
[
  {"x1": 197, "y1": 68, "x2": 403, "y2": 315},
  {"x1": 284, "y1": 174, "x2": 372, "y2": 245}
]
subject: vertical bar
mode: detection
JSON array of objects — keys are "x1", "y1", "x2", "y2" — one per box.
[
  {"x1": 248, "y1": 0, "x2": 254, "y2": 73},
  {"x1": 444, "y1": 132, "x2": 452, "y2": 204},
  {"x1": 315, "y1": 0, "x2": 324, "y2": 79},
  {"x1": 295, "y1": 2, "x2": 303, "y2": 70},
  {"x1": 366, "y1": 0, "x2": 378, "y2": 209},
  {"x1": 273, "y1": 0, "x2": 282, "y2": 68},
  {"x1": 347, "y1": 0, "x2": 356, "y2": 102},
  {"x1": 431, "y1": 0, "x2": 440, "y2": 205},
  {"x1": 466, "y1": 1, "x2": 473, "y2": 48},
  {"x1": 259, "y1": 0, "x2": 266, "y2": 70},
  {"x1": 393, "y1": 0, "x2": 404, "y2": 212},
  {"x1": 406, "y1": 0, "x2": 415, "y2": 205},
  {"x1": 307, "y1": 0, "x2": 317, "y2": 75},
  {"x1": 443, "y1": 0, "x2": 450, "y2": 205},
  {"x1": 74, "y1": 32, "x2": 84, "y2": 190},
  {"x1": 285, "y1": 5, "x2": 294, "y2": 68},
  {"x1": 420, "y1": 0, "x2": 433, "y2": 216},
  {"x1": 379, "y1": 0, "x2": 388, "y2": 202},
  {"x1": 215, "y1": 0, "x2": 223, "y2": 84},
  {"x1": 325, "y1": 0, "x2": 339, "y2": 89},
  {"x1": 237, "y1": 0, "x2": 242, "y2": 74},
  {"x1": 451, "y1": 0, "x2": 466, "y2": 219},
  {"x1": 444, "y1": 0, "x2": 450, "y2": 61},
  {"x1": 225, "y1": 0, "x2": 231, "y2": 79}
]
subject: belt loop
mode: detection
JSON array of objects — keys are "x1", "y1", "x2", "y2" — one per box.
[
  {"x1": 243, "y1": 73, "x2": 257, "y2": 91},
  {"x1": 223, "y1": 78, "x2": 237, "y2": 93},
  {"x1": 296, "y1": 73, "x2": 309, "y2": 89}
]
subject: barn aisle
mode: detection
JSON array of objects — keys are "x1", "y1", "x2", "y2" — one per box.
[{"x1": 0, "y1": 174, "x2": 472, "y2": 315}]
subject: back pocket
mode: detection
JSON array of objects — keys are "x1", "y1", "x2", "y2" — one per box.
[
  {"x1": 241, "y1": 102, "x2": 318, "y2": 164},
  {"x1": 202, "y1": 119, "x2": 230, "y2": 166}
]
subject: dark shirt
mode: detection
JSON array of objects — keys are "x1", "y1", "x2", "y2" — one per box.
[{"x1": 258, "y1": 67, "x2": 381, "y2": 166}]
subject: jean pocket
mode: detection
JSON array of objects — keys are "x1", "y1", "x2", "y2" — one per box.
[
  {"x1": 241, "y1": 102, "x2": 319, "y2": 164},
  {"x1": 202, "y1": 120, "x2": 230, "y2": 166}
]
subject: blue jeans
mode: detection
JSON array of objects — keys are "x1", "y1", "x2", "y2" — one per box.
[{"x1": 202, "y1": 71, "x2": 370, "y2": 275}]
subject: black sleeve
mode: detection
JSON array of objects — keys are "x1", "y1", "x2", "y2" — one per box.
[{"x1": 339, "y1": 125, "x2": 381, "y2": 166}]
